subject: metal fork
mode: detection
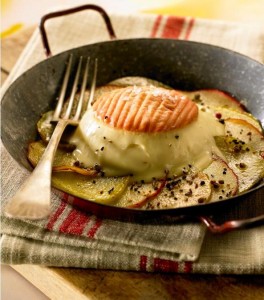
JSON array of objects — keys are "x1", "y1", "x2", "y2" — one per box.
[{"x1": 4, "y1": 54, "x2": 97, "y2": 220}]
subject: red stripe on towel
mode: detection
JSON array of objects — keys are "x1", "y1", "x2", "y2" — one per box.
[
  {"x1": 59, "y1": 208, "x2": 90, "y2": 235},
  {"x1": 140, "y1": 255, "x2": 148, "y2": 271},
  {"x1": 150, "y1": 15, "x2": 163, "y2": 37},
  {"x1": 46, "y1": 197, "x2": 67, "y2": 230},
  {"x1": 87, "y1": 218, "x2": 103, "y2": 238},
  {"x1": 161, "y1": 16, "x2": 185, "y2": 39},
  {"x1": 153, "y1": 258, "x2": 179, "y2": 272},
  {"x1": 184, "y1": 18, "x2": 195, "y2": 40},
  {"x1": 184, "y1": 261, "x2": 193, "y2": 273}
]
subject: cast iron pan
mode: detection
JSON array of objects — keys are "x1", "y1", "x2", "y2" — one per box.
[{"x1": 1, "y1": 5, "x2": 264, "y2": 232}]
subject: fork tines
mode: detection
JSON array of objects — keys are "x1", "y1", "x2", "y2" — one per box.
[{"x1": 53, "y1": 55, "x2": 98, "y2": 123}]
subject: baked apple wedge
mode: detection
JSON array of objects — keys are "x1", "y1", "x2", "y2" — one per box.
[{"x1": 203, "y1": 155, "x2": 238, "y2": 201}]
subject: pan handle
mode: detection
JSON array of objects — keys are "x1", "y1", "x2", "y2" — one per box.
[
  {"x1": 39, "y1": 4, "x2": 117, "y2": 57},
  {"x1": 199, "y1": 214, "x2": 264, "y2": 234}
]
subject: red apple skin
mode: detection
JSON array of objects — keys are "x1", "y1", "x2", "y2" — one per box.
[
  {"x1": 203, "y1": 154, "x2": 239, "y2": 201},
  {"x1": 186, "y1": 89, "x2": 247, "y2": 112}
]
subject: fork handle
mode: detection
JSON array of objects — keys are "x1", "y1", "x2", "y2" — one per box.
[{"x1": 4, "y1": 120, "x2": 68, "y2": 220}]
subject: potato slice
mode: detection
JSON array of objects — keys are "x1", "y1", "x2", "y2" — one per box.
[
  {"x1": 139, "y1": 172, "x2": 211, "y2": 209},
  {"x1": 224, "y1": 118, "x2": 264, "y2": 157},
  {"x1": 203, "y1": 155, "x2": 238, "y2": 201},
  {"x1": 186, "y1": 89, "x2": 245, "y2": 112},
  {"x1": 215, "y1": 136, "x2": 264, "y2": 193},
  {"x1": 52, "y1": 173, "x2": 129, "y2": 204},
  {"x1": 29, "y1": 141, "x2": 79, "y2": 169}
]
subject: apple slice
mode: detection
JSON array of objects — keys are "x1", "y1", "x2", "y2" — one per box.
[
  {"x1": 185, "y1": 89, "x2": 245, "y2": 112},
  {"x1": 212, "y1": 107, "x2": 262, "y2": 131},
  {"x1": 224, "y1": 118, "x2": 264, "y2": 157},
  {"x1": 215, "y1": 136, "x2": 264, "y2": 193},
  {"x1": 138, "y1": 172, "x2": 211, "y2": 209},
  {"x1": 203, "y1": 155, "x2": 238, "y2": 201},
  {"x1": 116, "y1": 180, "x2": 166, "y2": 208}
]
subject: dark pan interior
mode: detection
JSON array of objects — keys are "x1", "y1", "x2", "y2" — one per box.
[{"x1": 1, "y1": 38, "x2": 264, "y2": 219}]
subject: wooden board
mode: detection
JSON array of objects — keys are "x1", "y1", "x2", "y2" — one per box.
[
  {"x1": 12, "y1": 265, "x2": 264, "y2": 300},
  {"x1": 2, "y1": 26, "x2": 264, "y2": 300}
]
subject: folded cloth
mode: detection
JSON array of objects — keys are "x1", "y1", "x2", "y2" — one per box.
[{"x1": 1, "y1": 9, "x2": 264, "y2": 274}]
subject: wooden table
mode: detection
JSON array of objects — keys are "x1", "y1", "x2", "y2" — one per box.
[{"x1": 2, "y1": 25, "x2": 264, "y2": 300}]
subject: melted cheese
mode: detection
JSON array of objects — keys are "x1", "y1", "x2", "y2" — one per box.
[{"x1": 69, "y1": 108, "x2": 224, "y2": 181}]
